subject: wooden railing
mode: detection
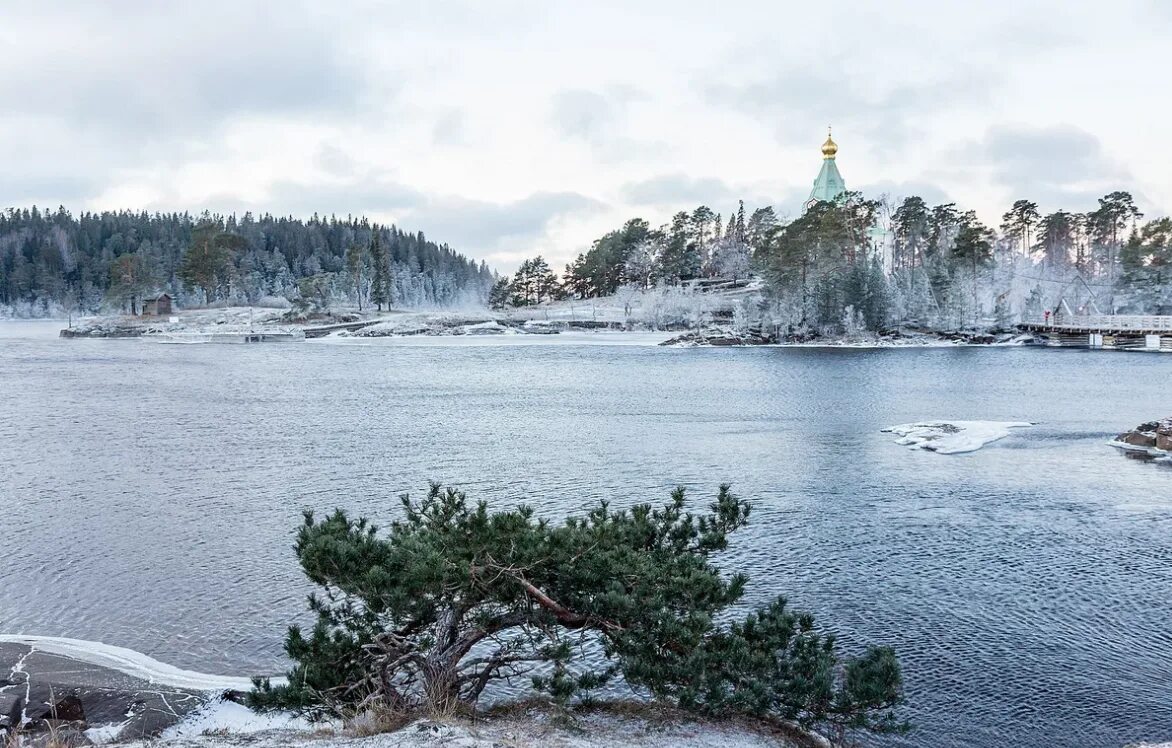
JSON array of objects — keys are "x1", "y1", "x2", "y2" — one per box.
[{"x1": 1024, "y1": 315, "x2": 1172, "y2": 331}]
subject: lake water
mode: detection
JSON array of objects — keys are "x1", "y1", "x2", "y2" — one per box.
[{"x1": 1, "y1": 321, "x2": 1170, "y2": 747}]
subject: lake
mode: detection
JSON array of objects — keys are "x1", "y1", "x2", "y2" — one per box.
[{"x1": 1, "y1": 321, "x2": 1169, "y2": 747}]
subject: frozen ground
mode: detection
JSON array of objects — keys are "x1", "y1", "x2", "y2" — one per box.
[
  {"x1": 326, "y1": 330, "x2": 675, "y2": 347},
  {"x1": 882, "y1": 421, "x2": 1035, "y2": 454},
  {"x1": 124, "y1": 707, "x2": 814, "y2": 748}
]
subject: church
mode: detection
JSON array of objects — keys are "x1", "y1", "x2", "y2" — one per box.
[{"x1": 806, "y1": 128, "x2": 847, "y2": 209}]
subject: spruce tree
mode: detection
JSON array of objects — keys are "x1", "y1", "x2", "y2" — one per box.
[{"x1": 369, "y1": 230, "x2": 390, "y2": 312}]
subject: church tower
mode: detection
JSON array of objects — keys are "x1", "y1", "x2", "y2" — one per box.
[{"x1": 805, "y1": 128, "x2": 847, "y2": 209}]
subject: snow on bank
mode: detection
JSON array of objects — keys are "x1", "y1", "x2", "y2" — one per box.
[
  {"x1": 162, "y1": 698, "x2": 311, "y2": 738},
  {"x1": 324, "y1": 330, "x2": 675, "y2": 347},
  {"x1": 882, "y1": 421, "x2": 1034, "y2": 454},
  {"x1": 0, "y1": 635, "x2": 269, "y2": 691},
  {"x1": 121, "y1": 710, "x2": 812, "y2": 748}
]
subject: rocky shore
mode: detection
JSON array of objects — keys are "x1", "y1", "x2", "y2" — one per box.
[
  {"x1": 0, "y1": 640, "x2": 214, "y2": 745},
  {"x1": 659, "y1": 327, "x2": 1032, "y2": 347},
  {"x1": 0, "y1": 638, "x2": 820, "y2": 748},
  {"x1": 1110, "y1": 418, "x2": 1172, "y2": 461}
]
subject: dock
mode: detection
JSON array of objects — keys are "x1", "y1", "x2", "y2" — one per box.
[{"x1": 1018, "y1": 315, "x2": 1172, "y2": 351}]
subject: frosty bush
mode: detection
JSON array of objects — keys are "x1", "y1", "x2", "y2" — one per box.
[{"x1": 250, "y1": 485, "x2": 906, "y2": 739}]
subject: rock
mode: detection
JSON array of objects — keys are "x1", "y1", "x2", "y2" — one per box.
[
  {"x1": 1117, "y1": 431, "x2": 1158, "y2": 448},
  {"x1": 4, "y1": 696, "x2": 24, "y2": 733},
  {"x1": 39, "y1": 693, "x2": 86, "y2": 723},
  {"x1": 1113, "y1": 417, "x2": 1172, "y2": 455}
]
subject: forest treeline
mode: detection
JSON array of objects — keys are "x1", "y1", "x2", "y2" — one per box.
[
  {"x1": 496, "y1": 191, "x2": 1171, "y2": 334},
  {"x1": 0, "y1": 207, "x2": 494, "y2": 315}
]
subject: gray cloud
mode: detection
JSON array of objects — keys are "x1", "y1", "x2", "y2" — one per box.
[
  {"x1": 0, "y1": 4, "x2": 369, "y2": 144},
  {"x1": 856, "y1": 180, "x2": 952, "y2": 209},
  {"x1": 177, "y1": 184, "x2": 601, "y2": 259},
  {"x1": 955, "y1": 124, "x2": 1132, "y2": 211},
  {"x1": 622, "y1": 174, "x2": 738, "y2": 206},
  {"x1": 700, "y1": 65, "x2": 997, "y2": 156},
  {"x1": 432, "y1": 110, "x2": 468, "y2": 146},
  {"x1": 551, "y1": 90, "x2": 616, "y2": 141},
  {"x1": 0, "y1": 174, "x2": 99, "y2": 210},
  {"x1": 548, "y1": 86, "x2": 665, "y2": 162},
  {"x1": 404, "y1": 192, "x2": 604, "y2": 252}
]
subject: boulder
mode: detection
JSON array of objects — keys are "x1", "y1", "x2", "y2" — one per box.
[
  {"x1": 39, "y1": 693, "x2": 86, "y2": 724},
  {"x1": 1117, "y1": 431, "x2": 1158, "y2": 448},
  {"x1": 1114, "y1": 417, "x2": 1172, "y2": 453}
]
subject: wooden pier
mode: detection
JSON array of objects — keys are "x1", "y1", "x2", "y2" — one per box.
[{"x1": 1018, "y1": 315, "x2": 1172, "y2": 352}]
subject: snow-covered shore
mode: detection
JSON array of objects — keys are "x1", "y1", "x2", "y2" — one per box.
[
  {"x1": 124, "y1": 704, "x2": 818, "y2": 748},
  {"x1": 0, "y1": 635, "x2": 822, "y2": 747}
]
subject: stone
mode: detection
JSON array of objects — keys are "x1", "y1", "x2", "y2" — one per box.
[
  {"x1": 1158, "y1": 434, "x2": 1172, "y2": 452},
  {"x1": 1116, "y1": 431, "x2": 1157, "y2": 448},
  {"x1": 39, "y1": 693, "x2": 86, "y2": 724}
]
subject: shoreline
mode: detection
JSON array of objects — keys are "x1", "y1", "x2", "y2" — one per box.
[
  {"x1": 0, "y1": 634, "x2": 822, "y2": 747},
  {"x1": 6, "y1": 308, "x2": 1042, "y2": 349}
]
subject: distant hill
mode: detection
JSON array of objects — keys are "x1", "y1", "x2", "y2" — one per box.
[{"x1": 0, "y1": 206, "x2": 495, "y2": 316}]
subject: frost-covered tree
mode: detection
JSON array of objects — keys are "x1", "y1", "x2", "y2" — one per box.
[
  {"x1": 344, "y1": 242, "x2": 369, "y2": 311},
  {"x1": 369, "y1": 233, "x2": 390, "y2": 311},
  {"x1": 488, "y1": 277, "x2": 512, "y2": 310},
  {"x1": 1119, "y1": 217, "x2": 1172, "y2": 313},
  {"x1": 1000, "y1": 199, "x2": 1040, "y2": 261},
  {"x1": 710, "y1": 238, "x2": 752, "y2": 284}
]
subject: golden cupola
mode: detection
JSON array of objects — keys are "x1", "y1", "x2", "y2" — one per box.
[{"x1": 821, "y1": 127, "x2": 838, "y2": 159}]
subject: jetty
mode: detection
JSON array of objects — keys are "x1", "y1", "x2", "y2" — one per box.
[{"x1": 1018, "y1": 315, "x2": 1172, "y2": 351}]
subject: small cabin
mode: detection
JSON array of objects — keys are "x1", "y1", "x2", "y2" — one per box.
[{"x1": 141, "y1": 293, "x2": 173, "y2": 316}]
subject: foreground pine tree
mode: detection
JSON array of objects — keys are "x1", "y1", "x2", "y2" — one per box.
[{"x1": 250, "y1": 485, "x2": 905, "y2": 740}]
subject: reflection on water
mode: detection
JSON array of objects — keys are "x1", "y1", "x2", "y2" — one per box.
[{"x1": 1, "y1": 329, "x2": 1170, "y2": 748}]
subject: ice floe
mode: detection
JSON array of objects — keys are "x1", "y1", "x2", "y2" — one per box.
[{"x1": 882, "y1": 421, "x2": 1033, "y2": 454}]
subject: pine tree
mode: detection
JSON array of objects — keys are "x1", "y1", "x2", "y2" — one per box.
[
  {"x1": 344, "y1": 242, "x2": 368, "y2": 311},
  {"x1": 488, "y1": 277, "x2": 512, "y2": 309},
  {"x1": 249, "y1": 484, "x2": 907, "y2": 741},
  {"x1": 369, "y1": 231, "x2": 390, "y2": 312}
]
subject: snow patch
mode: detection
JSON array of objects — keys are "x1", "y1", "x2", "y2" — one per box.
[
  {"x1": 882, "y1": 421, "x2": 1033, "y2": 454},
  {"x1": 162, "y1": 698, "x2": 311, "y2": 738},
  {"x1": 85, "y1": 721, "x2": 132, "y2": 744},
  {"x1": 0, "y1": 635, "x2": 274, "y2": 691}
]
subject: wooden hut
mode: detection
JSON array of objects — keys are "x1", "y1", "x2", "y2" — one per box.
[{"x1": 141, "y1": 293, "x2": 173, "y2": 316}]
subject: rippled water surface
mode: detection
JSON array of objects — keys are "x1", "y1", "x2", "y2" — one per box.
[{"x1": 2, "y1": 321, "x2": 1170, "y2": 747}]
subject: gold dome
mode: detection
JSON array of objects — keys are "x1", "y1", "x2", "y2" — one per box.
[{"x1": 821, "y1": 127, "x2": 838, "y2": 159}]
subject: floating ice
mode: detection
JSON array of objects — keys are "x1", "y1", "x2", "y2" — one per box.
[
  {"x1": 0, "y1": 634, "x2": 272, "y2": 691},
  {"x1": 882, "y1": 421, "x2": 1033, "y2": 455}
]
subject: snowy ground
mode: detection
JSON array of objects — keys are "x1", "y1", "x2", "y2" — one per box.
[
  {"x1": 326, "y1": 330, "x2": 675, "y2": 347},
  {"x1": 882, "y1": 421, "x2": 1035, "y2": 454},
  {"x1": 0, "y1": 635, "x2": 819, "y2": 747},
  {"x1": 122, "y1": 706, "x2": 816, "y2": 748}
]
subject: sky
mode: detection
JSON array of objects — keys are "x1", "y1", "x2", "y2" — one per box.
[{"x1": 1, "y1": 0, "x2": 1169, "y2": 273}]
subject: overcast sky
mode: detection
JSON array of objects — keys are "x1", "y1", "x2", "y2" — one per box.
[{"x1": 2, "y1": 1, "x2": 1168, "y2": 272}]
